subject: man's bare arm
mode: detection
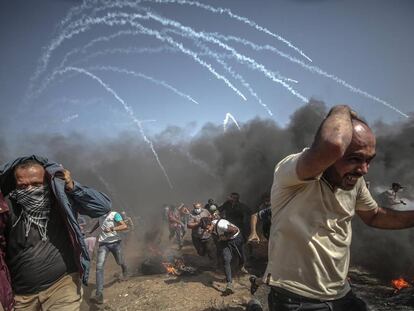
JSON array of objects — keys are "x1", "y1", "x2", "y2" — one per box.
[
  {"x1": 357, "y1": 208, "x2": 414, "y2": 229},
  {"x1": 105, "y1": 220, "x2": 128, "y2": 233},
  {"x1": 248, "y1": 213, "x2": 260, "y2": 242},
  {"x1": 297, "y1": 105, "x2": 354, "y2": 180},
  {"x1": 187, "y1": 219, "x2": 200, "y2": 229}
]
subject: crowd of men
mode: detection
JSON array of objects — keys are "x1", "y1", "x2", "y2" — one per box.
[{"x1": 1, "y1": 105, "x2": 414, "y2": 311}]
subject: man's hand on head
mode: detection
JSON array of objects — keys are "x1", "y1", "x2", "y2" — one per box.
[
  {"x1": 350, "y1": 109, "x2": 359, "y2": 120},
  {"x1": 55, "y1": 168, "x2": 75, "y2": 192}
]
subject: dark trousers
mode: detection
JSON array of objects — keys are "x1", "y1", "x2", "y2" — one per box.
[
  {"x1": 192, "y1": 235, "x2": 216, "y2": 260},
  {"x1": 217, "y1": 234, "x2": 245, "y2": 283},
  {"x1": 268, "y1": 287, "x2": 368, "y2": 311}
]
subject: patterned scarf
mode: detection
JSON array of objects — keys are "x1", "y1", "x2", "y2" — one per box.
[{"x1": 9, "y1": 185, "x2": 52, "y2": 241}]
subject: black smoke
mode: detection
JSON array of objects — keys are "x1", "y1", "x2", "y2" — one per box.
[{"x1": 2, "y1": 100, "x2": 414, "y2": 279}]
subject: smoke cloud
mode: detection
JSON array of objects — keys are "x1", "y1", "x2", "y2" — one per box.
[{"x1": 2, "y1": 100, "x2": 413, "y2": 279}]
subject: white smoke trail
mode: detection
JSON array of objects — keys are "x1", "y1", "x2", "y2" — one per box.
[
  {"x1": 61, "y1": 30, "x2": 178, "y2": 70},
  {"x1": 62, "y1": 114, "x2": 79, "y2": 123},
  {"x1": 192, "y1": 40, "x2": 273, "y2": 116},
  {"x1": 223, "y1": 113, "x2": 240, "y2": 132},
  {"x1": 144, "y1": 11, "x2": 308, "y2": 102},
  {"x1": 42, "y1": 36, "x2": 274, "y2": 115},
  {"x1": 58, "y1": 0, "x2": 312, "y2": 62},
  {"x1": 72, "y1": 46, "x2": 178, "y2": 66},
  {"x1": 88, "y1": 65, "x2": 200, "y2": 105},
  {"x1": 57, "y1": 66, "x2": 174, "y2": 188},
  {"x1": 211, "y1": 33, "x2": 409, "y2": 118},
  {"x1": 164, "y1": 27, "x2": 298, "y2": 83},
  {"x1": 50, "y1": 2, "x2": 405, "y2": 117},
  {"x1": 34, "y1": 46, "x2": 180, "y2": 100},
  {"x1": 30, "y1": 12, "x2": 248, "y2": 102},
  {"x1": 47, "y1": 10, "x2": 304, "y2": 102}
]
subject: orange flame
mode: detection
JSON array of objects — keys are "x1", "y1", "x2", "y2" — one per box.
[
  {"x1": 391, "y1": 278, "x2": 411, "y2": 292},
  {"x1": 162, "y1": 262, "x2": 180, "y2": 276}
]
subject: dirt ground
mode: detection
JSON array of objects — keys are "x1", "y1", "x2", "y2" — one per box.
[
  {"x1": 81, "y1": 228, "x2": 269, "y2": 311},
  {"x1": 80, "y1": 228, "x2": 414, "y2": 311}
]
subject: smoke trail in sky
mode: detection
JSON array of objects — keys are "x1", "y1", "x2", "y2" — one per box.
[
  {"x1": 51, "y1": 10, "x2": 303, "y2": 102},
  {"x1": 60, "y1": 30, "x2": 178, "y2": 70},
  {"x1": 211, "y1": 33, "x2": 409, "y2": 118},
  {"x1": 73, "y1": 46, "x2": 177, "y2": 67},
  {"x1": 28, "y1": 0, "x2": 406, "y2": 129},
  {"x1": 88, "y1": 65, "x2": 200, "y2": 105},
  {"x1": 58, "y1": 0, "x2": 312, "y2": 62},
  {"x1": 57, "y1": 66, "x2": 174, "y2": 188},
  {"x1": 223, "y1": 113, "x2": 240, "y2": 132},
  {"x1": 163, "y1": 27, "x2": 298, "y2": 85},
  {"x1": 193, "y1": 41, "x2": 273, "y2": 116},
  {"x1": 47, "y1": 34, "x2": 274, "y2": 115},
  {"x1": 30, "y1": 12, "x2": 248, "y2": 102},
  {"x1": 62, "y1": 114, "x2": 79, "y2": 123},
  {"x1": 53, "y1": 5, "x2": 404, "y2": 117},
  {"x1": 144, "y1": 11, "x2": 308, "y2": 102}
]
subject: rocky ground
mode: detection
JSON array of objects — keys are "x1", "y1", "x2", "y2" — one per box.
[{"x1": 79, "y1": 230, "x2": 414, "y2": 311}]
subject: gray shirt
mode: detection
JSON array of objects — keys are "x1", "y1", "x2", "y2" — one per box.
[{"x1": 189, "y1": 209, "x2": 211, "y2": 239}]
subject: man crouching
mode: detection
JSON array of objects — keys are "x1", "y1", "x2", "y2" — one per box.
[{"x1": 200, "y1": 217, "x2": 247, "y2": 294}]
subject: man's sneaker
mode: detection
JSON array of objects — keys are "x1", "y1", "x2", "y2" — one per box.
[
  {"x1": 90, "y1": 292, "x2": 104, "y2": 304},
  {"x1": 118, "y1": 270, "x2": 129, "y2": 281},
  {"x1": 224, "y1": 282, "x2": 234, "y2": 294},
  {"x1": 240, "y1": 266, "x2": 249, "y2": 274}
]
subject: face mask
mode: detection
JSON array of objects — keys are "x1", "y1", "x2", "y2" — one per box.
[
  {"x1": 10, "y1": 185, "x2": 51, "y2": 208},
  {"x1": 10, "y1": 184, "x2": 51, "y2": 240},
  {"x1": 193, "y1": 208, "x2": 202, "y2": 215}
]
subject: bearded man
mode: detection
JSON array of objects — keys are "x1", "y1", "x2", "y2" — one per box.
[{"x1": 266, "y1": 105, "x2": 414, "y2": 311}]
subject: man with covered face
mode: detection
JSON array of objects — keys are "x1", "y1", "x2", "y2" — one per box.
[
  {"x1": 187, "y1": 202, "x2": 215, "y2": 262},
  {"x1": 0, "y1": 156, "x2": 111, "y2": 311},
  {"x1": 266, "y1": 105, "x2": 414, "y2": 311}
]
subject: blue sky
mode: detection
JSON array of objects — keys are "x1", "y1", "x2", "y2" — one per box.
[{"x1": 1, "y1": 0, "x2": 413, "y2": 141}]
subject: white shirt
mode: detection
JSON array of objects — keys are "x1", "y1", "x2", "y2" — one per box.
[
  {"x1": 212, "y1": 219, "x2": 240, "y2": 240},
  {"x1": 98, "y1": 211, "x2": 123, "y2": 243}
]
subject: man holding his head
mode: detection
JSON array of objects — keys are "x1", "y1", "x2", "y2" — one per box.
[
  {"x1": 266, "y1": 105, "x2": 414, "y2": 311},
  {"x1": 0, "y1": 156, "x2": 111, "y2": 311}
]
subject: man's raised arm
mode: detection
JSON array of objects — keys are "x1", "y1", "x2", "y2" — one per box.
[{"x1": 296, "y1": 105, "x2": 354, "y2": 180}]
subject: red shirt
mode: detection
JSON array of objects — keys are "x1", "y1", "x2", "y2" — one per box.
[{"x1": 0, "y1": 192, "x2": 13, "y2": 311}]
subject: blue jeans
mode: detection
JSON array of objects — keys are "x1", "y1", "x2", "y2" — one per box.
[
  {"x1": 268, "y1": 287, "x2": 368, "y2": 311},
  {"x1": 96, "y1": 241, "x2": 127, "y2": 295}
]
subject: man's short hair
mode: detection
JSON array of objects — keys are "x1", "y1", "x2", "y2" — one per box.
[
  {"x1": 392, "y1": 182, "x2": 403, "y2": 189},
  {"x1": 14, "y1": 159, "x2": 44, "y2": 172},
  {"x1": 230, "y1": 192, "x2": 240, "y2": 197},
  {"x1": 199, "y1": 217, "x2": 212, "y2": 229}
]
